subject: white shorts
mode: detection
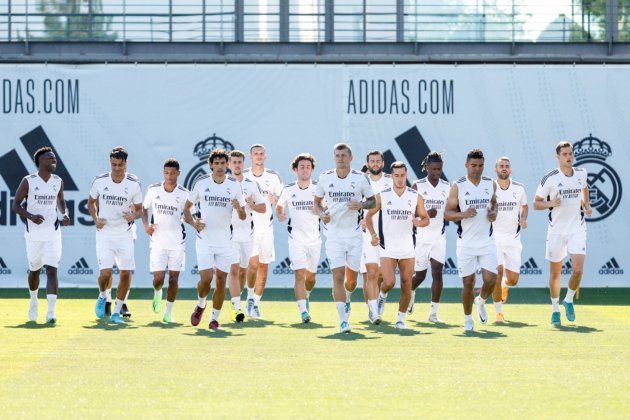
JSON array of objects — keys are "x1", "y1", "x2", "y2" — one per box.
[
  {"x1": 456, "y1": 244, "x2": 498, "y2": 277},
  {"x1": 252, "y1": 233, "x2": 275, "y2": 264},
  {"x1": 495, "y1": 238, "x2": 523, "y2": 273},
  {"x1": 232, "y1": 240, "x2": 253, "y2": 269},
  {"x1": 360, "y1": 233, "x2": 380, "y2": 273},
  {"x1": 325, "y1": 234, "x2": 362, "y2": 272},
  {"x1": 414, "y1": 237, "x2": 446, "y2": 271},
  {"x1": 380, "y1": 244, "x2": 415, "y2": 260},
  {"x1": 546, "y1": 230, "x2": 587, "y2": 263},
  {"x1": 289, "y1": 239, "x2": 321, "y2": 273},
  {"x1": 96, "y1": 231, "x2": 135, "y2": 271},
  {"x1": 25, "y1": 231, "x2": 62, "y2": 271},
  {"x1": 150, "y1": 246, "x2": 185, "y2": 272},
  {"x1": 196, "y1": 240, "x2": 232, "y2": 273}
]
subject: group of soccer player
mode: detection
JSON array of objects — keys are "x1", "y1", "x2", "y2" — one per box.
[{"x1": 13, "y1": 140, "x2": 591, "y2": 333}]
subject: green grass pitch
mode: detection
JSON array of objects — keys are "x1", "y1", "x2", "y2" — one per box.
[{"x1": 1, "y1": 289, "x2": 629, "y2": 418}]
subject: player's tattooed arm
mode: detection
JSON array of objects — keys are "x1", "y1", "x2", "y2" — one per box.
[
  {"x1": 366, "y1": 194, "x2": 381, "y2": 246},
  {"x1": 361, "y1": 195, "x2": 376, "y2": 210}
]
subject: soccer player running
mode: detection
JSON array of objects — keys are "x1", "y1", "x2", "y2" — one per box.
[
  {"x1": 366, "y1": 162, "x2": 429, "y2": 329},
  {"x1": 360, "y1": 151, "x2": 392, "y2": 322},
  {"x1": 409, "y1": 151, "x2": 450, "y2": 323},
  {"x1": 12, "y1": 147, "x2": 70, "y2": 324},
  {"x1": 228, "y1": 150, "x2": 266, "y2": 322},
  {"x1": 534, "y1": 141, "x2": 591, "y2": 326},
  {"x1": 276, "y1": 153, "x2": 321, "y2": 324},
  {"x1": 142, "y1": 158, "x2": 189, "y2": 323},
  {"x1": 313, "y1": 143, "x2": 375, "y2": 333},
  {"x1": 444, "y1": 149, "x2": 498, "y2": 332},
  {"x1": 88, "y1": 147, "x2": 143, "y2": 324},
  {"x1": 492, "y1": 157, "x2": 528, "y2": 323},
  {"x1": 243, "y1": 144, "x2": 284, "y2": 319},
  {"x1": 185, "y1": 149, "x2": 246, "y2": 330}
]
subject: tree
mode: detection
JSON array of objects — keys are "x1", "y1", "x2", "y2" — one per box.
[{"x1": 36, "y1": 0, "x2": 117, "y2": 41}]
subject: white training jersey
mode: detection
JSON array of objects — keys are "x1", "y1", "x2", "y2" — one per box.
[
  {"x1": 24, "y1": 173, "x2": 62, "y2": 241},
  {"x1": 89, "y1": 172, "x2": 143, "y2": 236},
  {"x1": 368, "y1": 173, "x2": 392, "y2": 195},
  {"x1": 413, "y1": 177, "x2": 450, "y2": 243},
  {"x1": 455, "y1": 176, "x2": 495, "y2": 249},
  {"x1": 535, "y1": 167, "x2": 588, "y2": 235},
  {"x1": 188, "y1": 174, "x2": 245, "y2": 246},
  {"x1": 378, "y1": 187, "x2": 418, "y2": 253},
  {"x1": 232, "y1": 177, "x2": 265, "y2": 242},
  {"x1": 143, "y1": 182, "x2": 189, "y2": 250},
  {"x1": 315, "y1": 168, "x2": 374, "y2": 238},
  {"x1": 494, "y1": 179, "x2": 527, "y2": 241},
  {"x1": 243, "y1": 168, "x2": 283, "y2": 234},
  {"x1": 278, "y1": 180, "x2": 321, "y2": 245}
]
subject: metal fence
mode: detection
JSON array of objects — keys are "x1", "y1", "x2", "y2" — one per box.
[{"x1": 0, "y1": 1, "x2": 625, "y2": 43}]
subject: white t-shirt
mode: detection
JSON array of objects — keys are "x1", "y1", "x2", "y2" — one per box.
[
  {"x1": 143, "y1": 182, "x2": 189, "y2": 250},
  {"x1": 89, "y1": 172, "x2": 143, "y2": 236},
  {"x1": 368, "y1": 173, "x2": 392, "y2": 195},
  {"x1": 535, "y1": 167, "x2": 588, "y2": 235},
  {"x1": 494, "y1": 179, "x2": 527, "y2": 241},
  {"x1": 277, "y1": 180, "x2": 321, "y2": 245},
  {"x1": 188, "y1": 174, "x2": 245, "y2": 246},
  {"x1": 413, "y1": 177, "x2": 450, "y2": 243},
  {"x1": 232, "y1": 178, "x2": 265, "y2": 242},
  {"x1": 24, "y1": 173, "x2": 62, "y2": 241},
  {"x1": 378, "y1": 187, "x2": 418, "y2": 253},
  {"x1": 315, "y1": 168, "x2": 374, "y2": 238},
  {"x1": 455, "y1": 176, "x2": 495, "y2": 249},
  {"x1": 243, "y1": 168, "x2": 283, "y2": 234}
]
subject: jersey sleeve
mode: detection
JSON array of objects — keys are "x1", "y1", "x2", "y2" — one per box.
[
  {"x1": 89, "y1": 178, "x2": 100, "y2": 200},
  {"x1": 188, "y1": 183, "x2": 200, "y2": 205},
  {"x1": 142, "y1": 188, "x2": 153, "y2": 210},
  {"x1": 361, "y1": 175, "x2": 375, "y2": 198},
  {"x1": 252, "y1": 181, "x2": 265, "y2": 205},
  {"x1": 277, "y1": 186, "x2": 288, "y2": 208},
  {"x1": 132, "y1": 184, "x2": 143, "y2": 205},
  {"x1": 535, "y1": 179, "x2": 550, "y2": 199},
  {"x1": 234, "y1": 183, "x2": 246, "y2": 207},
  {"x1": 519, "y1": 186, "x2": 528, "y2": 205},
  {"x1": 274, "y1": 174, "x2": 284, "y2": 197},
  {"x1": 314, "y1": 174, "x2": 325, "y2": 198}
]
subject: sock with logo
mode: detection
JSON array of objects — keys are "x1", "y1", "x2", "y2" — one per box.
[
  {"x1": 430, "y1": 302, "x2": 439, "y2": 315},
  {"x1": 113, "y1": 298, "x2": 124, "y2": 315},
  {"x1": 551, "y1": 297, "x2": 560, "y2": 312},
  {"x1": 336, "y1": 302, "x2": 348, "y2": 323},
  {"x1": 231, "y1": 296, "x2": 242, "y2": 312},
  {"x1": 211, "y1": 308, "x2": 221, "y2": 322},
  {"x1": 197, "y1": 296, "x2": 207, "y2": 309},
  {"x1": 564, "y1": 287, "x2": 576, "y2": 304},
  {"x1": 297, "y1": 299, "x2": 308, "y2": 313},
  {"x1": 254, "y1": 294, "x2": 262, "y2": 306},
  {"x1": 105, "y1": 288, "x2": 112, "y2": 303}
]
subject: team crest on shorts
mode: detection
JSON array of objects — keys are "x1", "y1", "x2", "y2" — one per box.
[
  {"x1": 573, "y1": 135, "x2": 622, "y2": 222},
  {"x1": 184, "y1": 134, "x2": 235, "y2": 191}
]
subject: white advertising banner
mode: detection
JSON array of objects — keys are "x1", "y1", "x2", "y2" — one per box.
[{"x1": 0, "y1": 64, "x2": 627, "y2": 288}]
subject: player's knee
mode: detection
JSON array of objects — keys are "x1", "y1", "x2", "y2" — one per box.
[{"x1": 45, "y1": 266, "x2": 57, "y2": 275}]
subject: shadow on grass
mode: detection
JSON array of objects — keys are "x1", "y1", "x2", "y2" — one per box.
[
  {"x1": 318, "y1": 331, "x2": 380, "y2": 341},
  {"x1": 225, "y1": 319, "x2": 278, "y2": 329},
  {"x1": 5, "y1": 321, "x2": 56, "y2": 329},
  {"x1": 143, "y1": 320, "x2": 183, "y2": 329},
  {"x1": 281, "y1": 322, "x2": 333, "y2": 330},
  {"x1": 183, "y1": 328, "x2": 245, "y2": 339},
  {"x1": 82, "y1": 319, "x2": 139, "y2": 330},
  {"x1": 492, "y1": 321, "x2": 538, "y2": 329},
  {"x1": 414, "y1": 321, "x2": 458, "y2": 330},
  {"x1": 454, "y1": 329, "x2": 507, "y2": 339},
  {"x1": 553, "y1": 325, "x2": 602, "y2": 334}
]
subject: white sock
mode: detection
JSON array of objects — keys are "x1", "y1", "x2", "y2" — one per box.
[
  {"x1": 231, "y1": 297, "x2": 241, "y2": 311},
  {"x1": 247, "y1": 287, "x2": 254, "y2": 300},
  {"x1": 430, "y1": 301, "x2": 439, "y2": 315},
  {"x1": 368, "y1": 299, "x2": 378, "y2": 317},
  {"x1": 336, "y1": 302, "x2": 347, "y2": 322},
  {"x1": 105, "y1": 288, "x2": 112, "y2": 302},
  {"x1": 99, "y1": 290, "x2": 107, "y2": 299},
  {"x1": 494, "y1": 301, "x2": 503, "y2": 314},
  {"x1": 113, "y1": 298, "x2": 124, "y2": 315},
  {"x1": 464, "y1": 314, "x2": 473, "y2": 323},
  {"x1": 29, "y1": 289, "x2": 38, "y2": 301},
  {"x1": 564, "y1": 287, "x2": 576, "y2": 303},
  {"x1": 379, "y1": 291, "x2": 388, "y2": 300},
  {"x1": 211, "y1": 308, "x2": 221, "y2": 321},
  {"x1": 165, "y1": 301, "x2": 174, "y2": 315},
  {"x1": 46, "y1": 294, "x2": 57, "y2": 315},
  {"x1": 124, "y1": 289, "x2": 130, "y2": 304},
  {"x1": 551, "y1": 297, "x2": 560, "y2": 312},
  {"x1": 154, "y1": 288, "x2": 162, "y2": 298},
  {"x1": 501, "y1": 277, "x2": 508, "y2": 288},
  {"x1": 344, "y1": 285, "x2": 353, "y2": 303},
  {"x1": 397, "y1": 311, "x2": 406, "y2": 323},
  {"x1": 197, "y1": 296, "x2": 207, "y2": 309},
  {"x1": 254, "y1": 294, "x2": 262, "y2": 306},
  {"x1": 306, "y1": 290, "x2": 311, "y2": 299},
  {"x1": 476, "y1": 295, "x2": 487, "y2": 305},
  {"x1": 297, "y1": 299, "x2": 307, "y2": 313}
]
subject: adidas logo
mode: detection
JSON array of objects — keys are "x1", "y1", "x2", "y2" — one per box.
[
  {"x1": 387, "y1": 201, "x2": 392, "y2": 205},
  {"x1": 0, "y1": 257, "x2": 11, "y2": 275},
  {"x1": 317, "y1": 259, "x2": 332, "y2": 275},
  {"x1": 34, "y1": 186, "x2": 39, "y2": 191},
  {"x1": 520, "y1": 257, "x2": 543, "y2": 275},
  {"x1": 205, "y1": 188, "x2": 210, "y2": 192},
  {"x1": 442, "y1": 257, "x2": 458, "y2": 275},
  {"x1": 465, "y1": 192, "x2": 470, "y2": 196},
  {"x1": 190, "y1": 264, "x2": 199, "y2": 275},
  {"x1": 599, "y1": 258, "x2": 624, "y2": 275},
  {"x1": 329, "y1": 184, "x2": 334, "y2": 188},
  {"x1": 423, "y1": 191, "x2": 428, "y2": 195},
  {"x1": 68, "y1": 257, "x2": 94, "y2": 275},
  {"x1": 104, "y1": 187, "x2": 109, "y2": 191},
  {"x1": 558, "y1": 182, "x2": 563, "y2": 187},
  {"x1": 273, "y1": 257, "x2": 294, "y2": 275},
  {"x1": 155, "y1": 195, "x2": 161, "y2": 200},
  {"x1": 562, "y1": 260, "x2": 573, "y2": 275}
]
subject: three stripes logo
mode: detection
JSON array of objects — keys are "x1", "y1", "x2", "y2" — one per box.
[
  {"x1": 0, "y1": 257, "x2": 11, "y2": 275},
  {"x1": 562, "y1": 260, "x2": 573, "y2": 275},
  {"x1": 68, "y1": 257, "x2": 93, "y2": 275},
  {"x1": 599, "y1": 258, "x2": 624, "y2": 275},
  {"x1": 273, "y1": 257, "x2": 293, "y2": 275},
  {"x1": 442, "y1": 257, "x2": 458, "y2": 275},
  {"x1": 317, "y1": 259, "x2": 332, "y2": 275},
  {"x1": 520, "y1": 258, "x2": 543, "y2": 275}
]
